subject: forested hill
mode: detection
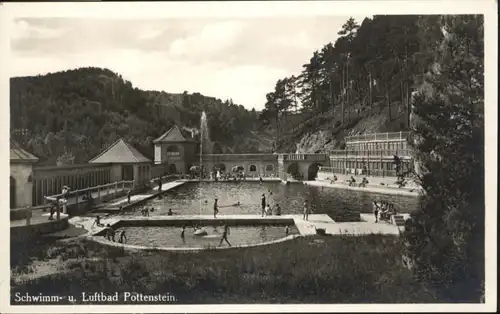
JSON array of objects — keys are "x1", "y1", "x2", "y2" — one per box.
[
  {"x1": 260, "y1": 15, "x2": 483, "y2": 153},
  {"x1": 10, "y1": 68, "x2": 274, "y2": 165}
]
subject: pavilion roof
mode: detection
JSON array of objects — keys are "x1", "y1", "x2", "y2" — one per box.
[
  {"x1": 153, "y1": 125, "x2": 197, "y2": 144},
  {"x1": 89, "y1": 138, "x2": 151, "y2": 164}
]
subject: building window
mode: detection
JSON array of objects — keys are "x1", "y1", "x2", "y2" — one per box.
[{"x1": 266, "y1": 165, "x2": 274, "y2": 172}]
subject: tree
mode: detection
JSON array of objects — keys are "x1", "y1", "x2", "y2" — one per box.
[{"x1": 403, "y1": 15, "x2": 484, "y2": 302}]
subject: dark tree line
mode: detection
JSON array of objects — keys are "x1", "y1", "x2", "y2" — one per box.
[{"x1": 10, "y1": 67, "x2": 271, "y2": 165}]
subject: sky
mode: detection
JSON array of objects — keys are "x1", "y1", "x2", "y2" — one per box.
[{"x1": 10, "y1": 16, "x2": 368, "y2": 110}]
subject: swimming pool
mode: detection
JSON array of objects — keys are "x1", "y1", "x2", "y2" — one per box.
[
  {"x1": 119, "y1": 225, "x2": 299, "y2": 248},
  {"x1": 121, "y1": 181, "x2": 420, "y2": 222}
]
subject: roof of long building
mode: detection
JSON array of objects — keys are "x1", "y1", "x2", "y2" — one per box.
[{"x1": 10, "y1": 139, "x2": 39, "y2": 163}]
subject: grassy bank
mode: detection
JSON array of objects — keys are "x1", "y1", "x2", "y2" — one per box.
[{"x1": 11, "y1": 235, "x2": 441, "y2": 304}]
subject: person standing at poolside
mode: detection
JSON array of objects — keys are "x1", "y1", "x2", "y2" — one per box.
[
  {"x1": 303, "y1": 200, "x2": 310, "y2": 221},
  {"x1": 373, "y1": 201, "x2": 380, "y2": 223},
  {"x1": 181, "y1": 225, "x2": 186, "y2": 239},
  {"x1": 104, "y1": 224, "x2": 115, "y2": 241},
  {"x1": 261, "y1": 194, "x2": 266, "y2": 217},
  {"x1": 92, "y1": 215, "x2": 102, "y2": 227},
  {"x1": 219, "y1": 224, "x2": 231, "y2": 247},
  {"x1": 118, "y1": 229, "x2": 127, "y2": 243},
  {"x1": 213, "y1": 198, "x2": 219, "y2": 218},
  {"x1": 265, "y1": 204, "x2": 271, "y2": 216},
  {"x1": 127, "y1": 190, "x2": 132, "y2": 204}
]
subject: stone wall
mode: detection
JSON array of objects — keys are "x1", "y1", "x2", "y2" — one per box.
[{"x1": 11, "y1": 217, "x2": 69, "y2": 243}]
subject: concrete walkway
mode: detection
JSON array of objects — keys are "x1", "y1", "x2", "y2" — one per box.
[
  {"x1": 109, "y1": 181, "x2": 186, "y2": 206},
  {"x1": 11, "y1": 211, "x2": 69, "y2": 227},
  {"x1": 71, "y1": 213, "x2": 405, "y2": 238}
]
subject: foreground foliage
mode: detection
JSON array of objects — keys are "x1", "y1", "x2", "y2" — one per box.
[
  {"x1": 403, "y1": 15, "x2": 484, "y2": 302},
  {"x1": 12, "y1": 236, "x2": 439, "y2": 304}
]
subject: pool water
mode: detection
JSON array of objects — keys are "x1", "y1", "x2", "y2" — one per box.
[
  {"x1": 122, "y1": 181, "x2": 420, "y2": 222},
  {"x1": 122, "y1": 225, "x2": 299, "y2": 248}
]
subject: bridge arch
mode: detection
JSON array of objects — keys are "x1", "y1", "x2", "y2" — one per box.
[
  {"x1": 307, "y1": 163, "x2": 323, "y2": 180},
  {"x1": 10, "y1": 176, "x2": 16, "y2": 208},
  {"x1": 265, "y1": 164, "x2": 274, "y2": 172},
  {"x1": 287, "y1": 162, "x2": 300, "y2": 179}
]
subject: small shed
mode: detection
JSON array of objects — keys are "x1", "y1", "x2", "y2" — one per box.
[
  {"x1": 10, "y1": 140, "x2": 39, "y2": 208},
  {"x1": 89, "y1": 138, "x2": 152, "y2": 188}
]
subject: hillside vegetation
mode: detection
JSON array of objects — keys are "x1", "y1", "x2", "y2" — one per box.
[
  {"x1": 260, "y1": 15, "x2": 445, "y2": 152},
  {"x1": 10, "y1": 69, "x2": 274, "y2": 165}
]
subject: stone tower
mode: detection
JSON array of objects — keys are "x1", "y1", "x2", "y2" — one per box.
[{"x1": 153, "y1": 125, "x2": 198, "y2": 174}]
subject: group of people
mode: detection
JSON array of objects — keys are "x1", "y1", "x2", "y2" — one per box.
[
  {"x1": 260, "y1": 193, "x2": 282, "y2": 217},
  {"x1": 348, "y1": 176, "x2": 369, "y2": 187},
  {"x1": 372, "y1": 200, "x2": 397, "y2": 223},
  {"x1": 139, "y1": 206, "x2": 156, "y2": 216},
  {"x1": 91, "y1": 216, "x2": 126, "y2": 243}
]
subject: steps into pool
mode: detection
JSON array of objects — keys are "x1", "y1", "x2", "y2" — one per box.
[{"x1": 391, "y1": 215, "x2": 406, "y2": 227}]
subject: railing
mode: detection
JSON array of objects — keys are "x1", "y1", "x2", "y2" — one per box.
[
  {"x1": 32, "y1": 163, "x2": 113, "y2": 206},
  {"x1": 200, "y1": 154, "x2": 277, "y2": 162},
  {"x1": 280, "y1": 154, "x2": 328, "y2": 162},
  {"x1": 318, "y1": 166, "x2": 399, "y2": 177},
  {"x1": 45, "y1": 180, "x2": 134, "y2": 212},
  {"x1": 329, "y1": 149, "x2": 413, "y2": 158},
  {"x1": 345, "y1": 131, "x2": 410, "y2": 143}
]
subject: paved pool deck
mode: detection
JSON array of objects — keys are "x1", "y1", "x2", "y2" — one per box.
[
  {"x1": 305, "y1": 180, "x2": 422, "y2": 197},
  {"x1": 71, "y1": 213, "x2": 404, "y2": 239}
]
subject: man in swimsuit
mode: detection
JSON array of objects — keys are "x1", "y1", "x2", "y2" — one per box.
[
  {"x1": 303, "y1": 200, "x2": 310, "y2": 221},
  {"x1": 261, "y1": 194, "x2": 266, "y2": 217},
  {"x1": 213, "y1": 198, "x2": 219, "y2": 218},
  {"x1": 219, "y1": 224, "x2": 231, "y2": 247}
]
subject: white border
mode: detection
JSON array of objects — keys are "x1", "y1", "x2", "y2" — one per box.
[{"x1": 0, "y1": 1, "x2": 497, "y2": 313}]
